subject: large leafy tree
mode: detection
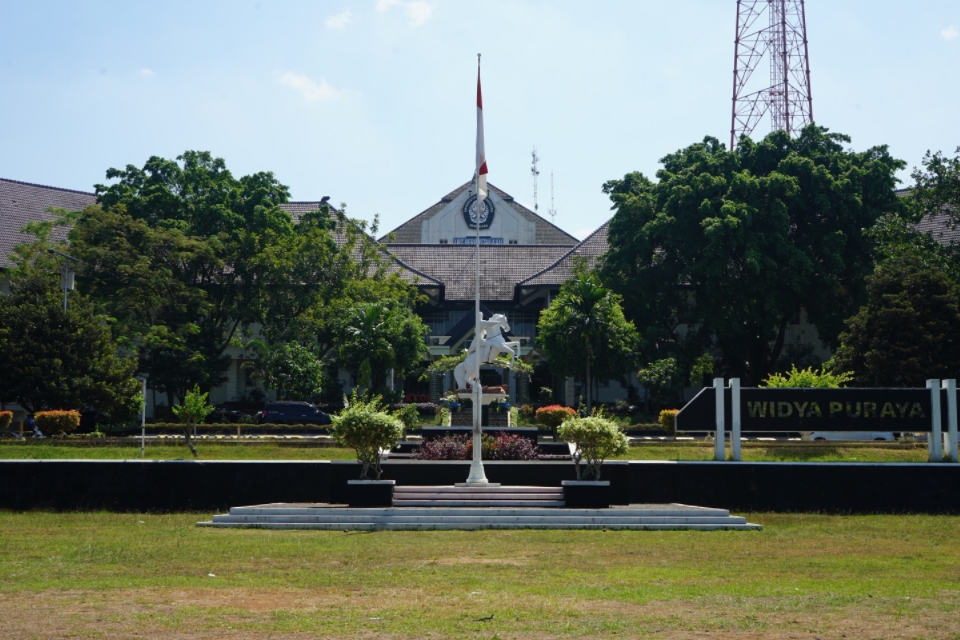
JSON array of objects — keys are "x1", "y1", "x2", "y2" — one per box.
[
  {"x1": 0, "y1": 239, "x2": 139, "y2": 421},
  {"x1": 832, "y1": 254, "x2": 960, "y2": 387},
  {"x1": 537, "y1": 266, "x2": 639, "y2": 410},
  {"x1": 245, "y1": 341, "x2": 326, "y2": 401},
  {"x1": 65, "y1": 151, "x2": 420, "y2": 404},
  {"x1": 336, "y1": 301, "x2": 429, "y2": 396},
  {"x1": 601, "y1": 126, "x2": 906, "y2": 384}
]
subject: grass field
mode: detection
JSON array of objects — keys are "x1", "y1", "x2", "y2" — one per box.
[
  {"x1": 0, "y1": 441, "x2": 932, "y2": 463},
  {"x1": 0, "y1": 512, "x2": 957, "y2": 638}
]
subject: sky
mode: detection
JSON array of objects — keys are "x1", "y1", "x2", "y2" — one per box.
[{"x1": 2, "y1": 1, "x2": 959, "y2": 239}]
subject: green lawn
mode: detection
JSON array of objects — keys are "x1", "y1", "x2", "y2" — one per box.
[
  {"x1": 0, "y1": 512, "x2": 957, "y2": 638},
  {"x1": 0, "y1": 441, "x2": 932, "y2": 463}
]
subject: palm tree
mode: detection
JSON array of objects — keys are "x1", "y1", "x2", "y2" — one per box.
[
  {"x1": 342, "y1": 303, "x2": 394, "y2": 392},
  {"x1": 558, "y1": 273, "x2": 613, "y2": 411},
  {"x1": 538, "y1": 268, "x2": 639, "y2": 411}
]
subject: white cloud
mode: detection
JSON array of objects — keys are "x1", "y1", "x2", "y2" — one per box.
[
  {"x1": 943, "y1": 25, "x2": 958, "y2": 41},
  {"x1": 278, "y1": 72, "x2": 343, "y2": 102},
  {"x1": 139, "y1": 68, "x2": 155, "y2": 77},
  {"x1": 376, "y1": 0, "x2": 434, "y2": 26},
  {"x1": 325, "y1": 9, "x2": 352, "y2": 30}
]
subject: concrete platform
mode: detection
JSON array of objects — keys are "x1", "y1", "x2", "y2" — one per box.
[{"x1": 198, "y1": 501, "x2": 762, "y2": 531}]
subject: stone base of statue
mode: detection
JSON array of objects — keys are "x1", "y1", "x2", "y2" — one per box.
[{"x1": 456, "y1": 386, "x2": 508, "y2": 405}]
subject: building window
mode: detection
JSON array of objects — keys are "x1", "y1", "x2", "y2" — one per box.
[
  {"x1": 509, "y1": 239, "x2": 518, "y2": 245},
  {"x1": 439, "y1": 239, "x2": 448, "y2": 244}
]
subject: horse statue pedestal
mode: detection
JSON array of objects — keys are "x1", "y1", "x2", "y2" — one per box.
[
  {"x1": 453, "y1": 385, "x2": 508, "y2": 487},
  {"x1": 456, "y1": 385, "x2": 508, "y2": 405}
]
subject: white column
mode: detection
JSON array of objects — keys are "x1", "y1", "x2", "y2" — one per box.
[
  {"x1": 927, "y1": 379, "x2": 943, "y2": 462},
  {"x1": 942, "y1": 379, "x2": 958, "y2": 463},
  {"x1": 714, "y1": 377, "x2": 725, "y2": 461},
  {"x1": 730, "y1": 378, "x2": 741, "y2": 462}
]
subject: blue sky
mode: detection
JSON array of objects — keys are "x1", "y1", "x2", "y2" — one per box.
[{"x1": 2, "y1": 1, "x2": 959, "y2": 238}]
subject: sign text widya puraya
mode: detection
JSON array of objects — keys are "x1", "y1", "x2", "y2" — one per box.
[{"x1": 677, "y1": 387, "x2": 949, "y2": 432}]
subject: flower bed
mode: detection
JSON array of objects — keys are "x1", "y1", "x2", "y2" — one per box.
[{"x1": 415, "y1": 433, "x2": 540, "y2": 460}]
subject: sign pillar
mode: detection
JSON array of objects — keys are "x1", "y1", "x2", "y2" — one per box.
[
  {"x1": 713, "y1": 378, "x2": 725, "y2": 461},
  {"x1": 730, "y1": 378, "x2": 741, "y2": 461},
  {"x1": 943, "y1": 379, "x2": 958, "y2": 463},
  {"x1": 927, "y1": 379, "x2": 943, "y2": 462}
]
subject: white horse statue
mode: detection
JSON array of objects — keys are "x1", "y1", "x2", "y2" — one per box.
[{"x1": 454, "y1": 313, "x2": 521, "y2": 391}]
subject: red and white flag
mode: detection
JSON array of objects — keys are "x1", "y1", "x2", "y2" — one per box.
[{"x1": 476, "y1": 63, "x2": 488, "y2": 202}]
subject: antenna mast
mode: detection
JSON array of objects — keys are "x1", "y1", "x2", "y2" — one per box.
[
  {"x1": 530, "y1": 145, "x2": 540, "y2": 211},
  {"x1": 548, "y1": 171, "x2": 556, "y2": 224},
  {"x1": 730, "y1": 0, "x2": 813, "y2": 149}
]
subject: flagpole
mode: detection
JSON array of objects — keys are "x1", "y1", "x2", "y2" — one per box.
[{"x1": 464, "y1": 52, "x2": 489, "y2": 485}]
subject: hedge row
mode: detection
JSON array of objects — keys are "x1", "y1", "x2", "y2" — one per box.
[{"x1": 145, "y1": 423, "x2": 328, "y2": 430}]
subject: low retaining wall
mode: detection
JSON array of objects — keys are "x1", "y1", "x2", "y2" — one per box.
[{"x1": 1, "y1": 459, "x2": 958, "y2": 513}]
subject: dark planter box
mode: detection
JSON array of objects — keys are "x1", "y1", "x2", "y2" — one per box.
[
  {"x1": 345, "y1": 479, "x2": 395, "y2": 507},
  {"x1": 562, "y1": 480, "x2": 611, "y2": 509}
]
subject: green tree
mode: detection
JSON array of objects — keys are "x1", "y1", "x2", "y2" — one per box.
[
  {"x1": 330, "y1": 390, "x2": 405, "y2": 480},
  {"x1": 337, "y1": 301, "x2": 429, "y2": 396},
  {"x1": 170, "y1": 385, "x2": 215, "y2": 456},
  {"x1": 637, "y1": 358, "x2": 684, "y2": 409},
  {"x1": 65, "y1": 152, "x2": 422, "y2": 404},
  {"x1": 601, "y1": 126, "x2": 907, "y2": 385},
  {"x1": 245, "y1": 341, "x2": 326, "y2": 401},
  {"x1": 537, "y1": 267, "x2": 639, "y2": 410},
  {"x1": 832, "y1": 254, "x2": 960, "y2": 387},
  {"x1": 0, "y1": 241, "x2": 139, "y2": 422}
]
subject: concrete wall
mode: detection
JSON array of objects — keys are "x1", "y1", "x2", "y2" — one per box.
[{"x1": 2, "y1": 459, "x2": 958, "y2": 513}]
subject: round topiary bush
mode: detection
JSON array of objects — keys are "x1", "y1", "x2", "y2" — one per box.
[
  {"x1": 34, "y1": 410, "x2": 81, "y2": 434},
  {"x1": 535, "y1": 404, "x2": 577, "y2": 440},
  {"x1": 558, "y1": 416, "x2": 629, "y2": 481},
  {"x1": 331, "y1": 391, "x2": 405, "y2": 480}
]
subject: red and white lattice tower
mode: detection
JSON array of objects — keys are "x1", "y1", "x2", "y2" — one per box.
[{"x1": 730, "y1": 0, "x2": 813, "y2": 149}]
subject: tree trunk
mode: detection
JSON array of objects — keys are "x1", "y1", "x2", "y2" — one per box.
[{"x1": 182, "y1": 425, "x2": 197, "y2": 457}]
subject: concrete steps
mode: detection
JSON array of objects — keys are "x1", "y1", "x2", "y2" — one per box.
[
  {"x1": 198, "y1": 500, "x2": 762, "y2": 531},
  {"x1": 393, "y1": 485, "x2": 565, "y2": 508}
]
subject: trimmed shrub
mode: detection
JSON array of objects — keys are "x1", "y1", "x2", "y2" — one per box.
[
  {"x1": 35, "y1": 410, "x2": 81, "y2": 434},
  {"x1": 535, "y1": 404, "x2": 577, "y2": 439},
  {"x1": 0, "y1": 411, "x2": 12, "y2": 431},
  {"x1": 659, "y1": 409, "x2": 679, "y2": 436},
  {"x1": 331, "y1": 391, "x2": 405, "y2": 480},
  {"x1": 388, "y1": 402, "x2": 440, "y2": 416},
  {"x1": 393, "y1": 404, "x2": 421, "y2": 430},
  {"x1": 558, "y1": 416, "x2": 629, "y2": 481}
]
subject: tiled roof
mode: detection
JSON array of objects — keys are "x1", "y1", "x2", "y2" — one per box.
[
  {"x1": 518, "y1": 221, "x2": 610, "y2": 287},
  {"x1": 0, "y1": 179, "x2": 96, "y2": 268},
  {"x1": 915, "y1": 212, "x2": 960, "y2": 246},
  {"x1": 280, "y1": 200, "x2": 331, "y2": 223},
  {"x1": 379, "y1": 181, "x2": 579, "y2": 246},
  {"x1": 386, "y1": 243, "x2": 572, "y2": 301}
]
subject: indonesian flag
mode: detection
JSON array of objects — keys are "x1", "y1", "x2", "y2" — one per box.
[{"x1": 476, "y1": 64, "x2": 488, "y2": 202}]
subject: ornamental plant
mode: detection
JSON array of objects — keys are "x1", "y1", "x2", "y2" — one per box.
[
  {"x1": 171, "y1": 385, "x2": 215, "y2": 457},
  {"x1": 34, "y1": 410, "x2": 81, "y2": 434},
  {"x1": 0, "y1": 411, "x2": 12, "y2": 431},
  {"x1": 331, "y1": 390, "x2": 405, "y2": 480},
  {"x1": 658, "y1": 409, "x2": 679, "y2": 436},
  {"x1": 760, "y1": 365, "x2": 853, "y2": 388},
  {"x1": 535, "y1": 404, "x2": 577, "y2": 440},
  {"x1": 415, "y1": 433, "x2": 540, "y2": 461},
  {"x1": 558, "y1": 416, "x2": 629, "y2": 481}
]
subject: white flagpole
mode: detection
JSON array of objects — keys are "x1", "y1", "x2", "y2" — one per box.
[{"x1": 465, "y1": 52, "x2": 489, "y2": 485}]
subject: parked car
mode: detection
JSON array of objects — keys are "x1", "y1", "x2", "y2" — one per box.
[
  {"x1": 808, "y1": 431, "x2": 895, "y2": 442},
  {"x1": 205, "y1": 404, "x2": 251, "y2": 424},
  {"x1": 258, "y1": 401, "x2": 331, "y2": 425}
]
